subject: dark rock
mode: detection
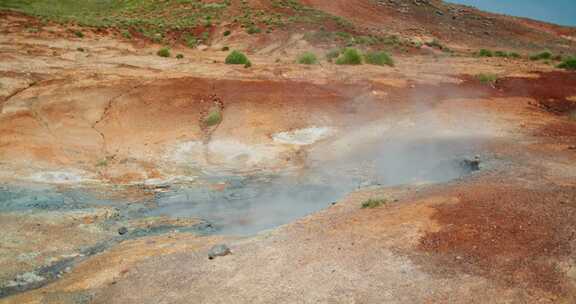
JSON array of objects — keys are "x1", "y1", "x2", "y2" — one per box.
[
  {"x1": 117, "y1": 227, "x2": 128, "y2": 235},
  {"x1": 460, "y1": 156, "x2": 481, "y2": 172},
  {"x1": 208, "y1": 244, "x2": 231, "y2": 260}
]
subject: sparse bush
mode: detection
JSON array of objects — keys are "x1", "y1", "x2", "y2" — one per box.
[
  {"x1": 361, "y1": 198, "x2": 388, "y2": 209},
  {"x1": 157, "y1": 47, "x2": 171, "y2": 57},
  {"x1": 326, "y1": 48, "x2": 341, "y2": 62},
  {"x1": 77, "y1": 47, "x2": 85, "y2": 52},
  {"x1": 558, "y1": 57, "x2": 576, "y2": 70},
  {"x1": 509, "y1": 52, "x2": 521, "y2": 59},
  {"x1": 364, "y1": 51, "x2": 394, "y2": 67},
  {"x1": 176, "y1": 54, "x2": 184, "y2": 59},
  {"x1": 476, "y1": 73, "x2": 498, "y2": 86},
  {"x1": 297, "y1": 52, "x2": 318, "y2": 65},
  {"x1": 530, "y1": 51, "x2": 552, "y2": 61},
  {"x1": 74, "y1": 30, "x2": 84, "y2": 38},
  {"x1": 335, "y1": 48, "x2": 362, "y2": 65},
  {"x1": 204, "y1": 110, "x2": 222, "y2": 126},
  {"x1": 223, "y1": 30, "x2": 231, "y2": 36},
  {"x1": 225, "y1": 50, "x2": 251, "y2": 66},
  {"x1": 221, "y1": 46, "x2": 229, "y2": 51},
  {"x1": 246, "y1": 25, "x2": 261, "y2": 34},
  {"x1": 477, "y1": 49, "x2": 493, "y2": 57},
  {"x1": 121, "y1": 30, "x2": 132, "y2": 39},
  {"x1": 494, "y1": 51, "x2": 509, "y2": 58}
]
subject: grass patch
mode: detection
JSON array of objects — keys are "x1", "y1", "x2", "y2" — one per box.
[
  {"x1": 361, "y1": 198, "x2": 388, "y2": 209},
  {"x1": 157, "y1": 47, "x2": 170, "y2": 57},
  {"x1": 335, "y1": 48, "x2": 362, "y2": 65},
  {"x1": 476, "y1": 73, "x2": 498, "y2": 86},
  {"x1": 558, "y1": 57, "x2": 576, "y2": 70},
  {"x1": 204, "y1": 110, "x2": 222, "y2": 127},
  {"x1": 225, "y1": 50, "x2": 251, "y2": 67},
  {"x1": 364, "y1": 51, "x2": 394, "y2": 67},
  {"x1": 530, "y1": 51, "x2": 552, "y2": 61},
  {"x1": 297, "y1": 52, "x2": 318, "y2": 65},
  {"x1": 477, "y1": 49, "x2": 493, "y2": 57},
  {"x1": 95, "y1": 159, "x2": 108, "y2": 167}
]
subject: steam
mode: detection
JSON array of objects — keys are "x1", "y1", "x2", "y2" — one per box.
[{"x1": 151, "y1": 86, "x2": 501, "y2": 235}]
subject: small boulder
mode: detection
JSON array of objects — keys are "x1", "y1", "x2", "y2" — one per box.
[
  {"x1": 118, "y1": 227, "x2": 128, "y2": 235},
  {"x1": 208, "y1": 244, "x2": 231, "y2": 260}
]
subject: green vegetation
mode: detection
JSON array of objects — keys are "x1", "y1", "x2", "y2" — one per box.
[
  {"x1": 530, "y1": 51, "x2": 552, "y2": 61},
  {"x1": 96, "y1": 159, "x2": 108, "y2": 167},
  {"x1": 477, "y1": 49, "x2": 493, "y2": 57},
  {"x1": 476, "y1": 73, "x2": 498, "y2": 86},
  {"x1": 176, "y1": 54, "x2": 184, "y2": 59},
  {"x1": 246, "y1": 25, "x2": 261, "y2": 34},
  {"x1": 221, "y1": 46, "x2": 229, "y2": 51},
  {"x1": 364, "y1": 51, "x2": 394, "y2": 67},
  {"x1": 225, "y1": 50, "x2": 251, "y2": 67},
  {"x1": 424, "y1": 39, "x2": 448, "y2": 51},
  {"x1": 1, "y1": 0, "x2": 358, "y2": 47},
  {"x1": 74, "y1": 30, "x2": 84, "y2": 38},
  {"x1": 157, "y1": 47, "x2": 170, "y2": 57},
  {"x1": 204, "y1": 110, "x2": 222, "y2": 127},
  {"x1": 326, "y1": 48, "x2": 342, "y2": 62},
  {"x1": 335, "y1": 48, "x2": 362, "y2": 65},
  {"x1": 557, "y1": 57, "x2": 576, "y2": 70},
  {"x1": 297, "y1": 52, "x2": 318, "y2": 65},
  {"x1": 361, "y1": 198, "x2": 388, "y2": 209}
]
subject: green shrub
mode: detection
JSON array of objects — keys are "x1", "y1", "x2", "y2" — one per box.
[
  {"x1": 335, "y1": 48, "x2": 362, "y2": 65},
  {"x1": 297, "y1": 52, "x2": 318, "y2": 64},
  {"x1": 121, "y1": 30, "x2": 132, "y2": 39},
  {"x1": 204, "y1": 110, "x2": 222, "y2": 126},
  {"x1": 477, "y1": 49, "x2": 493, "y2": 57},
  {"x1": 361, "y1": 198, "x2": 388, "y2": 209},
  {"x1": 476, "y1": 73, "x2": 498, "y2": 85},
  {"x1": 74, "y1": 30, "x2": 84, "y2": 38},
  {"x1": 157, "y1": 47, "x2": 170, "y2": 57},
  {"x1": 176, "y1": 54, "x2": 184, "y2": 59},
  {"x1": 246, "y1": 25, "x2": 261, "y2": 34},
  {"x1": 225, "y1": 50, "x2": 251, "y2": 66},
  {"x1": 558, "y1": 57, "x2": 576, "y2": 70},
  {"x1": 223, "y1": 30, "x2": 231, "y2": 36},
  {"x1": 364, "y1": 51, "x2": 394, "y2": 67},
  {"x1": 509, "y1": 52, "x2": 521, "y2": 59},
  {"x1": 530, "y1": 51, "x2": 552, "y2": 61},
  {"x1": 494, "y1": 51, "x2": 509, "y2": 58}
]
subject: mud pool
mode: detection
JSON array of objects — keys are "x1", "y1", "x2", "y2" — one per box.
[{"x1": 0, "y1": 136, "x2": 483, "y2": 296}]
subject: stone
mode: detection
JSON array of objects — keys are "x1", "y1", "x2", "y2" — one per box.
[
  {"x1": 208, "y1": 244, "x2": 231, "y2": 260},
  {"x1": 118, "y1": 227, "x2": 128, "y2": 235}
]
